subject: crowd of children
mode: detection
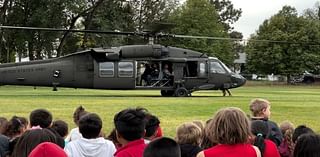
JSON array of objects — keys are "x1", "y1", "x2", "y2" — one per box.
[{"x1": 0, "y1": 98, "x2": 319, "y2": 157}]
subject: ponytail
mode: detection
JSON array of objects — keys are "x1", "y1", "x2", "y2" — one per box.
[{"x1": 254, "y1": 133, "x2": 265, "y2": 157}]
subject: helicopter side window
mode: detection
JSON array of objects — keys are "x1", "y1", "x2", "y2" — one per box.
[
  {"x1": 118, "y1": 62, "x2": 134, "y2": 77},
  {"x1": 210, "y1": 62, "x2": 226, "y2": 74},
  {"x1": 199, "y1": 62, "x2": 206, "y2": 77},
  {"x1": 99, "y1": 62, "x2": 114, "y2": 77},
  {"x1": 186, "y1": 61, "x2": 197, "y2": 77}
]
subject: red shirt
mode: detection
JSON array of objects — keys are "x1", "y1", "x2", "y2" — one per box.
[
  {"x1": 114, "y1": 139, "x2": 146, "y2": 157},
  {"x1": 204, "y1": 143, "x2": 257, "y2": 157},
  {"x1": 264, "y1": 139, "x2": 281, "y2": 157}
]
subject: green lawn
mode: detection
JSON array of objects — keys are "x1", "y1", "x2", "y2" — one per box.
[{"x1": 0, "y1": 85, "x2": 319, "y2": 137}]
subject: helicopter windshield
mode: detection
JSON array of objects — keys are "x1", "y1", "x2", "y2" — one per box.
[
  {"x1": 210, "y1": 61, "x2": 226, "y2": 74},
  {"x1": 209, "y1": 61, "x2": 232, "y2": 74},
  {"x1": 220, "y1": 61, "x2": 232, "y2": 73}
]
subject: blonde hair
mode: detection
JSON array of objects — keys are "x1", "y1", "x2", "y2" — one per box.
[
  {"x1": 205, "y1": 107, "x2": 251, "y2": 145},
  {"x1": 280, "y1": 121, "x2": 294, "y2": 155},
  {"x1": 249, "y1": 98, "x2": 270, "y2": 116},
  {"x1": 176, "y1": 122, "x2": 202, "y2": 145},
  {"x1": 192, "y1": 120, "x2": 204, "y2": 131},
  {"x1": 280, "y1": 121, "x2": 294, "y2": 134}
]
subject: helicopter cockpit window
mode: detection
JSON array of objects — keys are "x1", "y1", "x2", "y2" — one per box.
[
  {"x1": 99, "y1": 62, "x2": 114, "y2": 77},
  {"x1": 210, "y1": 62, "x2": 226, "y2": 74},
  {"x1": 118, "y1": 62, "x2": 134, "y2": 77},
  {"x1": 220, "y1": 62, "x2": 232, "y2": 73}
]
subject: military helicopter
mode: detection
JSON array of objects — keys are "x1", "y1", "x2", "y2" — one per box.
[{"x1": 0, "y1": 25, "x2": 246, "y2": 97}]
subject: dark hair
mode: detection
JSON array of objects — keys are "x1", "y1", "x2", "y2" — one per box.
[
  {"x1": 79, "y1": 113, "x2": 102, "y2": 139},
  {"x1": 0, "y1": 117, "x2": 8, "y2": 134},
  {"x1": 114, "y1": 108, "x2": 147, "y2": 141},
  {"x1": 51, "y1": 120, "x2": 69, "y2": 138},
  {"x1": 107, "y1": 128, "x2": 121, "y2": 148},
  {"x1": 11, "y1": 128, "x2": 57, "y2": 157},
  {"x1": 145, "y1": 115, "x2": 160, "y2": 138},
  {"x1": 144, "y1": 137, "x2": 181, "y2": 157},
  {"x1": 29, "y1": 109, "x2": 52, "y2": 128},
  {"x1": 294, "y1": 133, "x2": 320, "y2": 157},
  {"x1": 17, "y1": 117, "x2": 28, "y2": 129},
  {"x1": 292, "y1": 125, "x2": 314, "y2": 143},
  {"x1": 73, "y1": 106, "x2": 88, "y2": 126},
  {"x1": 251, "y1": 120, "x2": 269, "y2": 157},
  {"x1": 4, "y1": 116, "x2": 25, "y2": 139}
]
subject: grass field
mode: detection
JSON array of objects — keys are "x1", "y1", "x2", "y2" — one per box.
[{"x1": 0, "y1": 84, "x2": 319, "y2": 137}]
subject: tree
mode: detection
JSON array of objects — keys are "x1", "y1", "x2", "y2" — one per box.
[
  {"x1": 209, "y1": 0, "x2": 242, "y2": 31},
  {"x1": 303, "y1": 2, "x2": 320, "y2": 20},
  {"x1": 246, "y1": 6, "x2": 320, "y2": 81},
  {"x1": 0, "y1": 0, "x2": 68, "y2": 61},
  {"x1": 164, "y1": 0, "x2": 234, "y2": 64}
]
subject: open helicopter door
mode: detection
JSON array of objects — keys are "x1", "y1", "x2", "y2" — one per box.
[{"x1": 182, "y1": 60, "x2": 209, "y2": 90}]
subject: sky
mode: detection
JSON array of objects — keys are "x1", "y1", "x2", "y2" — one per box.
[
  {"x1": 180, "y1": 0, "x2": 319, "y2": 39},
  {"x1": 231, "y1": 0, "x2": 319, "y2": 38}
]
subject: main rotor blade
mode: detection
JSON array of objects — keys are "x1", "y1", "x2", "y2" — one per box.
[
  {"x1": 1, "y1": 25, "x2": 319, "y2": 45},
  {"x1": 0, "y1": 25, "x2": 137, "y2": 36},
  {"x1": 172, "y1": 34, "x2": 243, "y2": 41}
]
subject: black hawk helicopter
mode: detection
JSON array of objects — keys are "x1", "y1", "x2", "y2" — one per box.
[{"x1": 0, "y1": 25, "x2": 246, "y2": 97}]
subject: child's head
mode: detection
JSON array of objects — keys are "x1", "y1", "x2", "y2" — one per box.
[
  {"x1": 192, "y1": 120, "x2": 204, "y2": 132},
  {"x1": 280, "y1": 121, "x2": 294, "y2": 135},
  {"x1": 206, "y1": 107, "x2": 251, "y2": 145},
  {"x1": 292, "y1": 125, "x2": 314, "y2": 143},
  {"x1": 73, "y1": 106, "x2": 88, "y2": 126},
  {"x1": 12, "y1": 128, "x2": 57, "y2": 157},
  {"x1": 114, "y1": 107, "x2": 147, "y2": 142},
  {"x1": 251, "y1": 120, "x2": 269, "y2": 138},
  {"x1": 144, "y1": 137, "x2": 181, "y2": 157},
  {"x1": 249, "y1": 98, "x2": 271, "y2": 118},
  {"x1": 4, "y1": 116, "x2": 26, "y2": 139},
  {"x1": 280, "y1": 121, "x2": 295, "y2": 155},
  {"x1": 79, "y1": 113, "x2": 102, "y2": 139},
  {"x1": 293, "y1": 133, "x2": 320, "y2": 157},
  {"x1": 145, "y1": 115, "x2": 160, "y2": 140},
  {"x1": 176, "y1": 122, "x2": 202, "y2": 146},
  {"x1": 29, "y1": 109, "x2": 53, "y2": 128},
  {"x1": 251, "y1": 120, "x2": 269, "y2": 154},
  {"x1": 51, "y1": 120, "x2": 69, "y2": 138}
]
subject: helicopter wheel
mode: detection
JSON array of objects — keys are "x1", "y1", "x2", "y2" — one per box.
[
  {"x1": 161, "y1": 90, "x2": 174, "y2": 97},
  {"x1": 174, "y1": 87, "x2": 189, "y2": 97}
]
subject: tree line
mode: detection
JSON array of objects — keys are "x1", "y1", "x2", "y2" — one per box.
[
  {"x1": 0, "y1": 0, "x2": 241, "y2": 64},
  {"x1": 246, "y1": 4, "x2": 320, "y2": 80},
  {"x1": 0, "y1": 0, "x2": 319, "y2": 79}
]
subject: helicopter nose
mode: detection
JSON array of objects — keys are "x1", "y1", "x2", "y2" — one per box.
[{"x1": 231, "y1": 74, "x2": 246, "y2": 88}]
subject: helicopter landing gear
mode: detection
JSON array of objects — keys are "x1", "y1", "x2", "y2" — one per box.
[
  {"x1": 174, "y1": 87, "x2": 189, "y2": 97},
  {"x1": 52, "y1": 82, "x2": 59, "y2": 91},
  {"x1": 161, "y1": 90, "x2": 174, "y2": 97}
]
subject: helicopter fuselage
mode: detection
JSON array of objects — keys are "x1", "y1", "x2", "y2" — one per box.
[{"x1": 0, "y1": 45, "x2": 246, "y2": 97}]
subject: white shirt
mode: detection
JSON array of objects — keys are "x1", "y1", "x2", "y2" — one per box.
[
  {"x1": 64, "y1": 137, "x2": 116, "y2": 157},
  {"x1": 65, "y1": 128, "x2": 82, "y2": 142}
]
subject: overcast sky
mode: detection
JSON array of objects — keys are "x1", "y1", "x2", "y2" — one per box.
[
  {"x1": 179, "y1": 0, "x2": 319, "y2": 39},
  {"x1": 231, "y1": 0, "x2": 319, "y2": 38}
]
